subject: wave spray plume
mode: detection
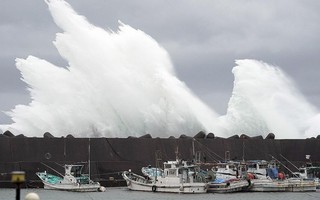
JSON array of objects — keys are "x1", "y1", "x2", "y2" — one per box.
[
  {"x1": 1, "y1": 0, "x2": 319, "y2": 139},
  {"x1": 1, "y1": 0, "x2": 219, "y2": 137},
  {"x1": 219, "y1": 59, "x2": 318, "y2": 139}
]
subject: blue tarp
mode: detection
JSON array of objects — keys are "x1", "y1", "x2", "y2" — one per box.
[
  {"x1": 267, "y1": 168, "x2": 278, "y2": 179},
  {"x1": 212, "y1": 178, "x2": 225, "y2": 183}
]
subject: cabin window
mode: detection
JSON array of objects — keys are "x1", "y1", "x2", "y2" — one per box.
[
  {"x1": 168, "y1": 169, "x2": 176, "y2": 175},
  {"x1": 260, "y1": 164, "x2": 268, "y2": 169},
  {"x1": 248, "y1": 164, "x2": 256, "y2": 168}
]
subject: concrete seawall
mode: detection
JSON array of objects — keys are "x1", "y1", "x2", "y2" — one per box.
[{"x1": 1, "y1": 137, "x2": 319, "y2": 187}]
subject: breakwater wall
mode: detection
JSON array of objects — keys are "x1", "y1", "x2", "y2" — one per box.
[{"x1": 0, "y1": 136, "x2": 320, "y2": 188}]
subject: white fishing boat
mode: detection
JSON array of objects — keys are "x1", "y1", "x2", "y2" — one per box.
[
  {"x1": 246, "y1": 160, "x2": 317, "y2": 192},
  {"x1": 246, "y1": 160, "x2": 271, "y2": 179},
  {"x1": 211, "y1": 161, "x2": 249, "y2": 179},
  {"x1": 293, "y1": 165, "x2": 320, "y2": 179},
  {"x1": 207, "y1": 178, "x2": 251, "y2": 193},
  {"x1": 207, "y1": 161, "x2": 250, "y2": 193},
  {"x1": 292, "y1": 162, "x2": 320, "y2": 188},
  {"x1": 36, "y1": 164, "x2": 103, "y2": 192},
  {"x1": 122, "y1": 159, "x2": 207, "y2": 193},
  {"x1": 36, "y1": 138, "x2": 105, "y2": 192},
  {"x1": 249, "y1": 177, "x2": 317, "y2": 192}
]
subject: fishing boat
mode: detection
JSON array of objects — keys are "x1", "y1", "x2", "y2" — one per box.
[
  {"x1": 249, "y1": 177, "x2": 317, "y2": 192},
  {"x1": 211, "y1": 161, "x2": 248, "y2": 179},
  {"x1": 246, "y1": 160, "x2": 317, "y2": 192},
  {"x1": 36, "y1": 164, "x2": 103, "y2": 192},
  {"x1": 246, "y1": 160, "x2": 271, "y2": 179},
  {"x1": 292, "y1": 162, "x2": 320, "y2": 188},
  {"x1": 293, "y1": 165, "x2": 320, "y2": 179},
  {"x1": 207, "y1": 178, "x2": 251, "y2": 193},
  {"x1": 122, "y1": 159, "x2": 207, "y2": 193},
  {"x1": 207, "y1": 161, "x2": 251, "y2": 193}
]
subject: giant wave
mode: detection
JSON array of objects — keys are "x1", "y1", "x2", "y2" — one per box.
[{"x1": 0, "y1": 0, "x2": 319, "y2": 139}]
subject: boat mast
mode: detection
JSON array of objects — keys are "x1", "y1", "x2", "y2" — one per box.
[
  {"x1": 155, "y1": 150, "x2": 162, "y2": 184},
  {"x1": 192, "y1": 139, "x2": 195, "y2": 160},
  {"x1": 175, "y1": 146, "x2": 179, "y2": 161},
  {"x1": 88, "y1": 138, "x2": 91, "y2": 179},
  {"x1": 242, "y1": 140, "x2": 245, "y2": 161}
]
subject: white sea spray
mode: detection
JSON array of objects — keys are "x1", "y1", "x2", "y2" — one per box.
[{"x1": 1, "y1": 0, "x2": 319, "y2": 139}]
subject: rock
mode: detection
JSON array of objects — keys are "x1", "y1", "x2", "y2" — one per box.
[
  {"x1": 240, "y1": 134, "x2": 250, "y2": 139},
  {"x1": 194, "y1": 131, "x2": 206, "y2": 139},
  {"x1": 316, "y1": 135, "x2": 320, "y2": 139},
  {"x1": 206, "y1": 133, "x2": 215, "y2": 139},
  {"x1": 0, "y1": 134, "x2": 8, "y2": 138},
  {"x1": 251, "y1": 135, "x2": 263, "y2": 140},
  {"x1": 139, "y1": 134, "x2": 152, "y2": 138},
  {"x1": 3, "y1": 130, "x2": 14, "y2": 137},
  {"x1": 265, "y1": 133, "x2": 275, "y2": 139},
  {"x1": 43, "y1": 132, "x2": 54, "y2": 138},
  {"x1": 179, "y1": 134, "x2": 191, "y2": 139},
  {"x1": 168, "y1": 136, "x2": 176, "y2": 139},
  {"x1": 127, "y1": 136, "x2": 137, "y2": 138},
  {"x1": 15, "y1": 134, "x2": 25, "y2": 138},
  {"x1": 66, "y1": 134, "x2": 74, "y2": 138},
  {"x1": 228, "y1": 134, "x2": 240, "y2": 139}
]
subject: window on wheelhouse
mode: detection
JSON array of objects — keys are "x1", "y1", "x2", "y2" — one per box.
[{"x1": 71, "y1": 166, "x2": 83, "y2": 177}]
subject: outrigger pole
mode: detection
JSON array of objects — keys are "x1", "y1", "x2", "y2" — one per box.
[
  {"x1": 269, "y1": 155, "x2": 299, "y2": 178},
  {"x1": 40, "y1": 162, "x2": 64, "y2": 177},
  {"x1": 279, "y1": 154, "x2": 299, "y2": 171}
]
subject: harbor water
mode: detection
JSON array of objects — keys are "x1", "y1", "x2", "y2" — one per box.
[{"x1": 1, "y1": 187, "x2": 320, "y2": 200}]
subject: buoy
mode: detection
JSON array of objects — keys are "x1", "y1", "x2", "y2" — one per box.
[{"x1": 25, "y1": 192, "x2": 40, "y2": 200}]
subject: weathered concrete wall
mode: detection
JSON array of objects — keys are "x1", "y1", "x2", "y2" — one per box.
[{"x1": 0, "y1": 137, "x2": 319, "y2": 187}]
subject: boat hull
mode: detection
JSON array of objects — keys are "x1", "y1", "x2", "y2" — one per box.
[
  {"x1": 123, "y1": 171, "x2": 207, "y2": 194},
  {"x1": 249, "y1": 178, "x2": 317, "y2": 192},
  {"x1": 43, "y1": 182, "x2": 101, "y2": 192},
  {"x1": 127, "y1": 181, "x2": 207, "y2": 193},
  {"x1": 207, "y1": 180, "x2": 250, "y2": 193},
  {"x1": 36, "y1": 172, "x2": 101, "y2": 192}
]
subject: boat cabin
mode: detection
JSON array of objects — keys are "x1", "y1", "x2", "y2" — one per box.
[
  {"x1": 65, "y1": 165, "x2": 83, "y2": 177},
  {"x1": 64, "y1": 164, "x2": 90, "y2": 184},
  {"x1": 162, "y1": 160, "x2": 199, "y2": 183},
  {"x1": 212, "y1": 161, "x2": 241, "y2": 179},
  {"x1": 293, "y1": 164, "x2": 320, "y2": 179}
]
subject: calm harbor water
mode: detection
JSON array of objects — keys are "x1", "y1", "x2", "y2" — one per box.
[{"x1": 1, "y1": 187, "x2": 320, "y2": 200}]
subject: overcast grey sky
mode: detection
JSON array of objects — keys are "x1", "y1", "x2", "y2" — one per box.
[{"x1": 1, "y1": 0, "x2": 320, "y2": 125}]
